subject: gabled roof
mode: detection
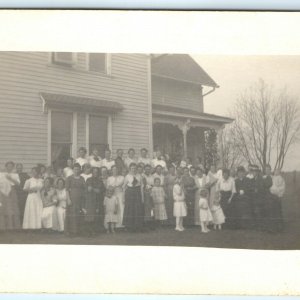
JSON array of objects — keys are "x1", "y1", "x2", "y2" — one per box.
[{"x1": 151, "y1": 54, "x2": 218, "y2": 87}]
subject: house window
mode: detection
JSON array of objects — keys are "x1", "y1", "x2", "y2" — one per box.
[
  {"x1": 51, "y1": 111, "x2": 73, "y2": 169},
  {"x1": 89, "y1": 115, "x2": 108, "y2": 157},
  {"x1": 88, "y1": 53, "x2": 110, "y2": 74},
  {"x1": 51, "y1": 52, "x2": 76, "y2": 67}
]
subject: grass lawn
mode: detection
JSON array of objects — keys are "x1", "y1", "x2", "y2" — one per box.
[{"x1": 1, "y1": 220, "x2": 300, "y2": 249}]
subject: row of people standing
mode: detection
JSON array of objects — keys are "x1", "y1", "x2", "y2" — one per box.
[{"x1": 0, "y1": 146, "x2": 286, "y2": 235}]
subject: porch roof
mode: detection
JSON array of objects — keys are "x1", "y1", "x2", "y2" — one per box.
[
  {"x1": 40, "y1": 92, "x2": 123, "y2": 113},
  {"x1": 152, "y1": 103, "x2": 233, "y2": 124}
]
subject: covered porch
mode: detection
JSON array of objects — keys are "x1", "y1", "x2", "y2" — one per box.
[{"x1": 152, "y1": 104, "x2": 233, "y2": 164}]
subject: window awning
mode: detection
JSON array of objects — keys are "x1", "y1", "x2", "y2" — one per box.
[{"x1": 40, "y1": 92, "x2": 123, "y2": 114}]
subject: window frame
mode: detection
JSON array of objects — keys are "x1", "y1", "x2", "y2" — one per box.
[
  {"x1": 47, "y1": 109, "x2": 77, "y2": 166},
  {"x1": 86, "y1": 53, "x2": 112, "y2": 75},
  {"x1": 85, "y1": 113, "x2": 112, "y2": 155},
  {"x1": 50, "y1": 52, "x2": 78, "y2": 67}
]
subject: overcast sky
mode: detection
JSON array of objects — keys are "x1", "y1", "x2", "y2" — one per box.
[{"x1": 193, "y1": 55, "x2": 300, "y2": 171}]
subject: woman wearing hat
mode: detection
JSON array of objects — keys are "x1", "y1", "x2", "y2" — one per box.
[
  {"x1": 232, "y1": 166, "x2": 252, "y2": 229},
  {"x1": 248, "y1": 164, "x2": 265, "y2": 230}
]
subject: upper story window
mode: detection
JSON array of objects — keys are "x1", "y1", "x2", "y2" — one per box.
[
  {"x1": 87, "y1": 53, "x2": 111, "y2": 74},
  {"x1": 51, "y1": 52, "x2": 77, "y2": 67}
]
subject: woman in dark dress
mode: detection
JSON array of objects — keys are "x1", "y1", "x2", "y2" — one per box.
[
  {"x1": 83, "y1": 167, "x2": 105, "y2": 236},
  {"x1": 181, "y1": 167, "x2": 197, "y2": 226},
  {"x1": 233, "y1": 166, "x2": 252, "y2": 229},
  {"x1": 15, "y1": 163, "x2": 30, "y2": 223},
  {"x1": 164, "y1": 165, "x2": 177, "y2": 225},
  {"x1": 122, "y1": 163, "x2": 144, "y2": 232},
  {"x1": 65, "y1": 163, "x2": 86, "y2": 236}
]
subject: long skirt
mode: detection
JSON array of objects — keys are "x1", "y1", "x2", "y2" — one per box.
[
  {"x1": 265, "y1": 195, "x2": 283, "y2": 232},
  {"x1": 23, "y1": 192, "x2": 42, "y2": 229},
  {"x1": 194, "y1": 189, "x2": 201, "y2": 225},
  {"x1": 65, "y1": 189, "x2": 84, "y2": 235},
  {"x1": 165, "y1": 187, "x2": 175, "y2": 225},
  {"x1": 17, "y1": 189, "x2": 28, "y2": 224},
  {"x1": 250, "y1": 193, "x2": 266, "y2": 230},
  {"x1": 42, "y1": 206, "x2": 55, "y2": 229},
  {"x1": 232, "y1": 195, "x2": 252, "y2": 229},
  {"x1": 123, "y1": 186, "x2": 144, "y2": 230},
  {"x1": 115, "y1": 190, "x2": 125, "y2": 228},
  {"x1": 184, "y1": 191, "x2": 195, "y2": 226},
  {"x1": 143, "y1": 190, "x2": 153, "y2": 222},
  {"x1": 220, "y1": 191, "x2": 233, "y2": 227},
  {"x1": 0, "y1": 187, "x2": 21, "y2": 230},
  {"x1": 52, "y1": 206, "x2": 66, "y2": 232}
]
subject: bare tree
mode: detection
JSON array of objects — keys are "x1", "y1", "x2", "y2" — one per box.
[
  {"x1": 220, "y1": 124, "x2": 245, "y2": 169},
  {"x1": 229, "y1": 79, "x2": 300, "y2": 171}
]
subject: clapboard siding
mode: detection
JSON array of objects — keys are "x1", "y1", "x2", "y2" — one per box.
[
  {"x1": 0, "y1": 52, "x2": 151, "y2": 171},
  {"x1": 152, "y1": 76, "x2": 203, "y2": 113}
]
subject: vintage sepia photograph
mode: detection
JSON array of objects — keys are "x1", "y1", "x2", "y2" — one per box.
[
  {"x1": 1, "y1": 10, "x2": 300, "y2": 296},
  {"x1": 0, "y1": 51, "x2": 299, "y2": 250}
]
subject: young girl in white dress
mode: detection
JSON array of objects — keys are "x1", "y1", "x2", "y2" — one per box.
[
  {"x1": 210, "y1": 193, "x2": 225, "y2": 230},
  {"x1": 151, "y1": 177, "x2": 167, "y2": 224},
  {"x1": 104, "y1": 186, "x2": 118, "y2": 234},
  {"x1": 173, "y1": 177, "x2": 187, "y2": 231},
  {"x1": 107, "y1": 165, "x2": 125, "y2": 228},
  {"x1": 23, "y1": 167, "x2": 44, "y2": 229},
  {"x1": 198, "y1": 189, "x2": 213, "y2": 233},
  {"x1": 52, "y1": 178, "x2": 67, "y2": 232}
]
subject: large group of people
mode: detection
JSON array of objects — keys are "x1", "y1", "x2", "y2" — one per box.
[{"x1": 0, "y1": 146, "x2": 286, "y2": 237}]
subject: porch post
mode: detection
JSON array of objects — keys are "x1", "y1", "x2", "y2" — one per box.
[{"x1": 180, "y1": 119, "x2": 191, "y2": 158}]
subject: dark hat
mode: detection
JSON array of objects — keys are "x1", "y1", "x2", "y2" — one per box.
[
  {"x1": 237, "y1": 166, "x2": 246, "y2": 173},
  {"x1": 252, "y1": 164, "x2": 260, "y2": 171}
]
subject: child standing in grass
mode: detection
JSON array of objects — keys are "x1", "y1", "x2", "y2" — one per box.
[
  {"x1": 104, "y1": 186, "x2": 118, "y2": 234},
  {"x1": 211, "y1": 193, "x2": 225, "y2": 230},
  {"x1": 173, "y1": 177, "x2": 187, "y2": 231},
  {"x1": 198, "y1": 189, "x2": 213, "y2": 233},
  {"x1": 151, "y1": 177, "x2": 167, "y2": 225}
]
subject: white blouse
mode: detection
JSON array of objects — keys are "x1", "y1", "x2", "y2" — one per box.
[
  {"x1": 63, "y1": 167, "x2": 74, "y2": 178},
  {"x1": 0, "y1": 172, "x2": 20, "y2": 196},
  {"x1": 23, "y1": 177, "x2": 44, "y2": 193},
  {"x1": 217, "y1": 177, "x2": 236, "y2": 194},
  {"x1": 76, "y1": 157, "x2": 88, "y2": 167},
  {"x1": 124, "y1": 173, "x2": 143, "y2": 187},
  {"x1": 80, "y1": 173, "x2": 92, "y2": 182},
  {"x1": 107, "y1": 175, "x2": 125, "y2": 192},
  {"x1": 101, "y1": 159, "x2": 115, "y2": 171},
  {"x1": 137, "y1": 157, "x2": 151, "y2": 165},
  {"x1": 88, "y1": 155, "x2": 102, "y2": 168}
]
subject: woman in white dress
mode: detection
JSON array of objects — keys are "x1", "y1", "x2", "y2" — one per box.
[
  {"x1": 107, "y1": 165, "x2": 125, "y2": 228},
  {"x1": 52, "y1": 178, "x2": 67, "y2": 232},
  {"x1": 23, "y1": 167, "x2": 44, "y2": 229},
  {"x1": 194, "y1": 167, "x2": 208, "y2": 225},
  {"x1": 207, "y1": 165, "x2": 220, "y2": 210}
]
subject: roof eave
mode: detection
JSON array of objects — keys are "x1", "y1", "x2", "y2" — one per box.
[{"x1": 151, "y1": 73, "x2": 218, "y2": 88}]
